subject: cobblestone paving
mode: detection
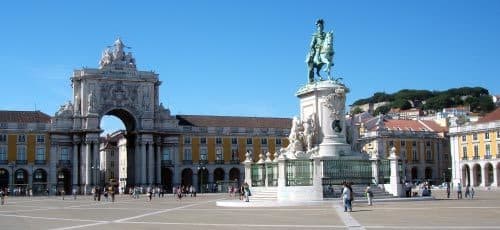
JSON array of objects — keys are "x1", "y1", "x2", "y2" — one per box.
[{"x1": 0, "y1": 190, "x2": 499, "y2": 230}]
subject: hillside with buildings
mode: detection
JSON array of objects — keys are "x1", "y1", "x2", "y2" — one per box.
[{"x1": 351, "y1": 87, "x2": 496, "y2": 116}]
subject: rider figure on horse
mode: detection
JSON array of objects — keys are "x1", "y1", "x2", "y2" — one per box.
[{"x1": 306, "y1": 19, "x2": 334, "y2": 83}]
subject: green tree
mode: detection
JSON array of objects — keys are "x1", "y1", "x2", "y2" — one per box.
[
  {"x1": 374, "y1": 105, "x2": 390, "y2": 116},
  {"x1": 350, "y1": 107, "x2": 364, "y2": 115},
  {"x1": 390, "y1": 99, "x2": 412, "y2": 110}
]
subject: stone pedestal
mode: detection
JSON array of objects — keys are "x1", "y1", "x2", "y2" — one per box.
[
  {"x1": 296, "y1": 80, "x2": 351, "y2": 158},
  {"x1": 388, "y1": 147, "x2": 402, "y2": 197}
]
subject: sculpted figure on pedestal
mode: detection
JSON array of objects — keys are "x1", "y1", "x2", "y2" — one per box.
[{"x1": 306, "y1": 19, "x2": 335, "y2": 83}]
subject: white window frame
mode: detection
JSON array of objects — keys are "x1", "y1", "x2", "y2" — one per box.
[
  {"x1": 0, "y1": 145, "x2": 7, "y2": 160},
  {"x1": 36, "y1": 147, "x2": 45, "y2": 161},
  {"x1": 0, "y1": 134, "x2": 6, "y2": 143},
  {"x1": 36, "y1": 134, "x2": 45, "y2": 143},
  {"x1": 183, "y1": 148, "x2": 192, "y2": 160},
  {"x1": 216, "y1": 148, "x2": 223, "y2": 160},
  {"x1": 200, "y1": 148, "x2": 208, "y2": 160},
  {"x1": 18, "y1": 134, "x2": 26, "y2": 143},
  {"x1": 17, "y1": 145, "x2": 27, "y2": 160},
  {"x1": 162, "y1": 148, "x2": 171, "y2": 161},
  {"x1": 60, "y1": 147, "x2": 70, "y2": 161}
]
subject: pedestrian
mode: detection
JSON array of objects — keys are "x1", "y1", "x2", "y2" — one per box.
[
  {"x1": 465, "y1": 185, "x2": 470, "y2": 199},
  {"x1": 446, "y1": 182, "x2": 450, "y2": 199},
  {"x1": 72, "y1": 188, "x2": 77, "y2": 200},
  {"x1": 365, "y1": 186, "x2": 373, "y2": 206},
  {"x1": 239, "y1": 184, "x2": 245, "y2": 200},
  {"x1": 243, "y1": 182, "x2": 251, "y2": 202},
  {"x1": 457, "y1": 182, "x2": 462, "y2": 199},
  {"x1": 342, "y1": 182, "x2": 352, "y2": 212},
  {"x1": 470, "y1": 187, "x2": 475, "y2": 199},
  {"x1": 0, "y1": 189, "x2": 5, "y2": 205},
  {"x1": 61, "y1": 189, "x2": 65, "y2": 200},
  {"x1": 148, "y1": 188, "x2": 153, "y2": 201},
  {"x1": 177, "y1": 186, "x2": 182, "y2": 200}
]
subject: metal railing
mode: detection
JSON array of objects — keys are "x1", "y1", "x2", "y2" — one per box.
[
  {"x1": 286, "y1": 160, "x2": 312, "y2": 186},
  {"x1": 182, "y1": 160, "x2": 193, "y2": 165},
  {"x1": 215, "y1": 160, "x2": 225, "y2": 165},
  {"x1": 161, "y1": 160, "x2": 172, "y2": 166}
]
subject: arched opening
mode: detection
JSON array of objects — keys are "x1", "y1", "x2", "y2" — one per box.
[
  {"x1": 229, "y1": 167, "x2": 241, "y2": 185},
  {"x1": 213, "y1": 168, "x2": 225, "y2": 193},
  {"x1": 100, "y1": 108, "x2": 137, "y2": 190},
  {"x1": 484, "y1": 163, "x2": 493, "y2": 187},
  {"x1": 14, "y1": 169, "x2": 28, "y2": 195},
  {"x1": 497, "y1": 163, "x2": 500, "y2": 187},
  {"x1": 411, "y1": 167, "x2": 418, "y2": 183},
  {"x1": 181, "y1": 168, "x2": 193, "y2": 187},
  {"x1": 472, "y1": 164, "x2": 481, "y2": 187},
  {"x1": 32, "y1": 168, "x2": 48, "y2": 195},
  {"x1": 0, "y1": 168, "x2": 9, "y2": 189},
  {"x1": 162, "y1": 167, "x2": 173, "y2": 192},
  {"x1": 461, "y1": 165, "x2": 471, "y2": 186},
  {"x1": 425, "y1": 167, "x2": 433, "y2": 184},
  {"x1": 196, "y1": 168, "x2": 208, "y2": 192},
  {"x1": 57, "y1": 169, "x2": 71, "y2": 195}
]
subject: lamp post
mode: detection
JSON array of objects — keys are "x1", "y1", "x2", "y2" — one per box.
[{"x1": 197, "y1": 164, "x2": 206, "y2": 193}]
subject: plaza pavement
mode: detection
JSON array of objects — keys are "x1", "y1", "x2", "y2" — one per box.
[{"x1": 0, "y1": 189, "x2": 499, "y2": 230}]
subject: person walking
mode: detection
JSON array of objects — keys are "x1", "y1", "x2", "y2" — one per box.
[
  {"x1": 446, "y1": 182, "x2": 450, "y2": 199},
  {"x1": 72, "y1": 188, "x2": 77, "y2": 200},
  {"x1": 465, "y1": 185, "x2": 470, "y2": 199},
  {"x1": 0, "y1": 189, "x2": 5, "y2": 205},
  {"x1": 457, "y1": 182, "x2": 462, "y2": 199},
  {"x1": 342, "y1": 183, "x2": 352, "y2": 212},
  {"x1": 470, "y1": 187, "x2": 475, "y2": 199},
  {"x1": 243, "y1": 182, "x2": 251, "y2": 202},
  {"x1": 365, "y1": 186, "x2": 373, "y2": 206}
]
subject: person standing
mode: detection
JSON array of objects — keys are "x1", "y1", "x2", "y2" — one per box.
[
  {"x1": 365, "y1": 186, "x2": 373, "y2": 206},
  {"x1": 457, "y1": 182, "x2": 462, "y2": 199},
  {"x1": 470, "y1": 187, "x2": 475, "y2": 199},
  {"x1": 72, "y1": 188, "x2": 77, "y2": 200},
  {"x1": 465, "y1": 185, "x2": 470, "y2": 199},
  {"x1": 446, "y1": 182, "x2": 450, "y2": 199},
  {"x1": 0, "y1": 189, "x2": 5, "y2": 205},
  {"x1": 243, "y1": 182, "x2": 251, "y2": 202},
  {"x1": 342, "y1": 183, "x2": 352, "y2": 212}
]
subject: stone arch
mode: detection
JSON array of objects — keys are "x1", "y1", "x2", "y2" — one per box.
[
  {"x1": 197, "y1": 167, "x2": 209, "y2": 192},
  {"x1": 472, "y1": 164, "x2": 481, "y2": 187},
  {"x1": 57, "y1": 168, "x2": 71, "y2": 195},
  {"x1": 461, "y1": 164, "x2": 471, "y2": 186},
  {"x1": 484, "y1": 162, "x2": 494, "y2": 187},
  {"x1": 162, "y1": 167, "x2": 173, "y2": 192},
  {"x1": 411, "y1": 167, "x2": 418, "y2": 182},
  {"x1": 33, "y1": 168, "x2": 48, "y2": 195},
  {"x1": 14, "y1": 168, "x2": 28, "y2": 185},
  {"x1": 213, "y1": 168, "x2": 225, "y2": 183},
  {"x1": 181, "y1": 168, "x2": 193, "y2": 187},
  {"x1": 425, "y1": 167, "x2": 433, "y2": 182},
  {"x1": 100, "y1": 108, "x2": 138, "y2": 132},
  {"x1": 496, "y1": 162, "x2": 500, "y2": 187},
  {"x1": 0, "y1": 168, "x2": 9, "y2": 189},
  {"x1": 229, "y1": 167, "x2": 241, "y2": 184}
]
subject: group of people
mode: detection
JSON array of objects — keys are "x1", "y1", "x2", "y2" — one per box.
[
  {"x1": 91, "y1": 185, "x2": 116, "y2": 202},
  {"x1": 455, "y1": 183, "x2": 475, "y2": 200}
]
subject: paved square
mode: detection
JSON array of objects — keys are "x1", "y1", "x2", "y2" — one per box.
[{"x1": 0, "y1": 190, "x2": 499, "y2": 229}]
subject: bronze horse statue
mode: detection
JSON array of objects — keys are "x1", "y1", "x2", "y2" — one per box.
[{"x1": 307, "y1": 31, "x2": 334, "y2": 83}]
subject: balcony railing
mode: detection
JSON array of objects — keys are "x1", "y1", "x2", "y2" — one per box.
[
  {"x1": 16, "y1": 160, "x2": 27, "y2": 165},
  {"x1": 484, "y1": 155, "x2": 492, "y2": 160},
  {"x1": 425, "y1": 160, "x2": 434, "y2": 164},
  {"x1": 462, "y1": 156, "x2": 468, "y2": 160},
  {"x1": 412, "y1": 160, "x2": 420, "y2": 163},
  {"x1": 35, "y1": 160, "x2": 46, "y2": 165},
  {"x1": 0, "y1": 160, "x2": 8, "y2": 164},
  {"x1": 215, "y1": 160, "x2": 225, "y2": 165},
  {"x1": 198, "y1": 160, "x2": 208, "y2": 165},
  {"x1": 58, "y1": 160, "x2": 71, "y2": 166},
  {"x1": 230, "y1": 159, "x2": 241, "y2": 164},
  {"x1": 182, "y1": 160, "x2": 193, "y2": 165},
  {"x1": 473, "y1": 156, "x2": 480, "y2": 160},
  {"x1": 161, "y1": 160, "x2": 172, "y2": 166}
]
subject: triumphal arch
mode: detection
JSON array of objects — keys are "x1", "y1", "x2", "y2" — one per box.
[{"x1": 50, "y1": 38, "x2": 178, "y2": 193}]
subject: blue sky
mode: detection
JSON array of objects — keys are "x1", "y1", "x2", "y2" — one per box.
[{"x1": 0, "y1": 1, "x2": 499, "y2": 133}]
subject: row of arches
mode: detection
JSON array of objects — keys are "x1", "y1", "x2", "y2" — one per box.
[
  {"x1": 409, "y1": 166, "x2": 435, "y2": 183},
  {"x1": 160, "y1": 167, "x2": 241, "y2": 192},
  {"x1": 461, "y1": 162, "x2": 500, "y2": 187}
]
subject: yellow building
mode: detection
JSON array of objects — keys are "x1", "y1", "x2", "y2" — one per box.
[
  {"x1": 0, "y1": 111, "x2": 51, "y2": 195},
  {"x1": 352, "y1": 114, "x2": 450, "y2": 184},
  {"x1": 450, "y1": 107, "x2": 500, "y2": 188}
]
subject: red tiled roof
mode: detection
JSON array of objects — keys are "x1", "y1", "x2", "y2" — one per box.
[
  {"x1": 419, "y1": 120, "x2": 448, "y2": 132},
  {"x1": 0, "y1": 110, "x2": 51, "y2": 123},
  {"x1": 477, "y1": 107, "x2": 500, "y2": 123},
  {"x1": 384, "y1": 120, "x2": 428, "y2": 131},
  {"x1": 176, "y1": 115, "x2": 292, "y2": 129}
]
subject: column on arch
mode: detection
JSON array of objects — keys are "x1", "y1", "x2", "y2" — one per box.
[
  {"x1": 481, "y1": 163, "x2": 487, "y2": 187},
  {"x1": 493, "y1": 164, "x2": 499, "y2": 187},
  {"x1": 156, "y1": 142, "x2": 162, "y2": 184},
  {"x1": 135, "y1": 141, "x2": 141, "y2": 186},
  {"x1": 141, "y1": 141, "x2": 147, "y2": 185},
  {"x1": 81, "y1": 142, "x2": 91, "y2": 193},
  {"x1": 72, "y1": 142, "x2": 79, "y2": 190},
  {"x1": 93, "y1": 142, "x2": 100, "y2": 185},
  {"x1": 147, "y1": 142, "x2": 154, "y2": 184}
]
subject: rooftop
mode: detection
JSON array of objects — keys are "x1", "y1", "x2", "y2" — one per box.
[
  {"x1": 176, "y1": 115, "x2": 291, "y2": 129},
  {"x1": 0, "y1": 110, "x2": 51, "y2": 123}
]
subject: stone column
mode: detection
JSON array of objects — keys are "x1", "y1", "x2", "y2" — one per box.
[
  {"x1": 277, "y1": 155, "x2": 286, "y2": 188},
  {"x1": 141, "y1": 141, "x2": 147, "y2": 185},
  {"x1": 493, "y1": 165, "x2": 498, "y2": 187},
  {"x1": 49, "y1": 144, "x2": 58, "y2": 193},
  {"x1": 72, "y1": 143, "x2": 79, "y2": 191},
  {"x1": 156, "y1": 144, "x2": 161, "y2": 184},
  {"x1": 135, "y1": 142, "x2": 141, "y2": 186},
  {"x1": 389, "y1": 147, "x2": 402, "y2": 197},
  {"x1": 480, "y1": 163, "x2": 487, "y2": 188},
  {"x1": 312, "y1": 156, "x2": 323, "y2": 199},
  {"x1": 147, "y1": 143, "x2": 154, "y2": 184},
  {"x1": 244, "y1": 152, "x2": 253, "y2": 186},
  {"x1": 371, "y1": 155, "x2": 380, "y2": 185},
  {"x1": 82, "y1": 142, "x2": 91, "y2": 194},
  {"x1": 93, "y1": 142, "x2": 100, "y2": 186}
]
